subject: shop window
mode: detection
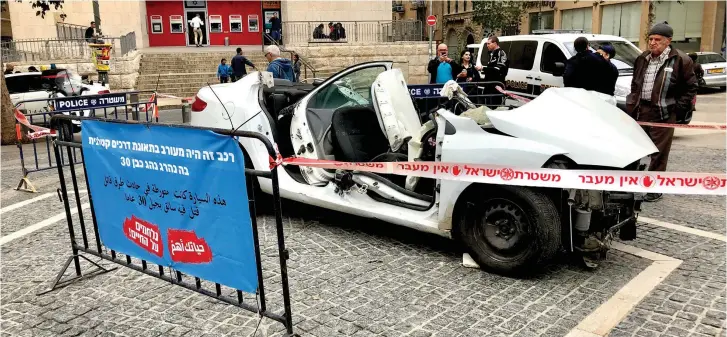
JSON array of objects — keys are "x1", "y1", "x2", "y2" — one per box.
[
  {"x1": 150, "y1": 15, "x2": 163, "y2": 34},
  {"x1": 170, "y1": 15, "x2": 184, "y2": 33},
  {"x1": 209, "y1": 15, "x2": 222, "y2": 33},
  {"x1": 230, "y1": 15, "x2": 242, "y2": 33},
  {"x1": 248, "y1": 15, "x2": 259, "y2": 33}
]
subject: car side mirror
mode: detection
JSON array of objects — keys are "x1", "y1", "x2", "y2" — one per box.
[{"x1": 553, "y1": 62, "x2": 565, "y2": 77}]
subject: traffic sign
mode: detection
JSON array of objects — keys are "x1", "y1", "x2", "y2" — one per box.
[{"x1": 426, "y1": 15, "x2": 436, "y2": 26}]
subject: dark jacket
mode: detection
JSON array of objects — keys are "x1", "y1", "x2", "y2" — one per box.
[
  {"x1": 293, "y1": 60, "x2": 301, "y2": 82},
  {"x1": 267, "y1": 58, "x2": 295, "y2": 81},
  {"x1": 456, "y1": 63, "x2": 482, "y2": 83},
  {"x1": 601, "y1": 61, "x2": 619, "y2": 96},
  {"x1": 231, "y1": 54, "x2": 255, "y2": 78},
  {"x1": 427, "y1": 58, "x2": 461, "y2": 84},
  {"x1": 626, "y1": 47, "x2": 697, "y2": 122},
  {"x1": 564, "y1": 50, "x2": 611, "y2": 93},
  {"x1": 484, "y1": 47, "x2": 508, "y2": 84}
]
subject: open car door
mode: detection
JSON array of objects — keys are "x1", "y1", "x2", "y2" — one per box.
[{"x1": 289, "y1": 61, "x2": 393, "y2": 186}]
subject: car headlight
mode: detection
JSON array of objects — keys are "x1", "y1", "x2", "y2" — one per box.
[{"x1": 614, "y1": 85, "x2": 629, "y2": 97}]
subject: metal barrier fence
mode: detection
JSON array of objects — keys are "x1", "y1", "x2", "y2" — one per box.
[
  {"x1": 408, "y1": 81, "x2": 509, "y2": 121},
  {"x1": 282, "y1": 20, "x2": 423, "y2": 45},
  {"x1": 14, "y1": 91, "x2": 158, "y2": 192},
  {"x1": 1, "y1": 36, "x2": 136, "y2": 63},
  {"x1": 56, "y1": 22, "x2": 88, "y2": 40},
  {"x1": 43, "y1": 115, "x2": 297, "y2": 336}
]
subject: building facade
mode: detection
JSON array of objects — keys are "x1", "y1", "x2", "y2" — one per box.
[
  {"x1": 398, "y1": 0, "x2": 726, "y2": 56},
  {"x1": 5, "y1": 0, "x2": 391, "y2": 49}
]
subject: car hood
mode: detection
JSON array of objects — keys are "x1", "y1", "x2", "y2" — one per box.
[{"x1": 486, "y1": 87, "x2": 658, "y2": 168}]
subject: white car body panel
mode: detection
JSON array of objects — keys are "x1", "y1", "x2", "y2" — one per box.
[
  {"x1": 701, "y1": 60, "x2": 727, "y2": 87},
  {"x1": 191, "y1": 64, "x2": 656, "y2": 238},
  {"x1": 487, "y1": 87, "x2": 658, "y2": 168}
]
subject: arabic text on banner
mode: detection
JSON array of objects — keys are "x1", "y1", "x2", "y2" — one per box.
[{"x1": 81, "y1": 120, "x2": 258, "y2": 293}]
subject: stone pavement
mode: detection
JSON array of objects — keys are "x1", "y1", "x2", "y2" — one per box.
[{"x1": 0, "y1": 92, "x2": 725, "y2": 336}]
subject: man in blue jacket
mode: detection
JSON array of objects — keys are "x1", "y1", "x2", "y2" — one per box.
[{"x1": 264, "y1": 45, "x2": 295, "y2": 81}]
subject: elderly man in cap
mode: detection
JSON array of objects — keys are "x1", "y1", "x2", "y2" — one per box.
[{"x1": 626, "y1": 21, "x2": 697, "y2": 202}]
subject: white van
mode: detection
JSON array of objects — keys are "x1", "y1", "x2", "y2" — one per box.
[{"x1": 472, "y1": 33, "x2": 643, "y2": 111}]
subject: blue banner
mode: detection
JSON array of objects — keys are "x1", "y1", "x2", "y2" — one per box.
[
  {"x1": 82, "y1": 120, "x2": 258, "y2": 293},
  {"x1": 54, "y1": 93, "x2": 127, "y2": 112}
]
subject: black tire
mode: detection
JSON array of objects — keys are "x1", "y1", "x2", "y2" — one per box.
[{"x1": 456, "y1": 185, "x2": 562, "y2": 275}]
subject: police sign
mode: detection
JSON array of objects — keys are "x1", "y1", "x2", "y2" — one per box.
[{"x1": 54, "y1": 93, "x2": 127, "y2": 113}]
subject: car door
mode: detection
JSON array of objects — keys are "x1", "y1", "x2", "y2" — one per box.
[
  {"x1": 502, "y1": 40, "x2": 539, "y2": 98},
  {"x1": 532, "y1": 41, "x2": 568, "y2": 95},
  {"x1": 22, "y1": 74, "x2": 52, "y2": 114},
  {"x1": 290, "y1": 62, "x2": 392, "y2": 186},
  {"x1": 5, "y1": 75, "x2": 27, "y2": 110}
]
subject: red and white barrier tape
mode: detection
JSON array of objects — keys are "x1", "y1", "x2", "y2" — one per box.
[
  {"x1": 14, "y1": 109, "x2": 56, "y2": 139},
  {"x1": 282, "y1": 157, "x2": 726, "y2": 196},
  {"x1": 637, "y1": 121, "x2": 726, "y2": 131},
  {"x1": 494, "y1": 86, "x2": 726, "y2": 131}
]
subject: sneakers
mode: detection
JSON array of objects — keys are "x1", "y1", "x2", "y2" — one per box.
[{"x1": 644, "y1": 193, "x2": 663, "y2": 202}]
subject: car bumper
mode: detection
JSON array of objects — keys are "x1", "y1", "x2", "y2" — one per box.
[{"x1": 703, "y1": 74, "x2": 727, "y2": 87}]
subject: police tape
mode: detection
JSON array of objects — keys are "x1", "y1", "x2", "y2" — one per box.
[
  {"x1": 493, "y1": 86, "x2": 727, "y2": 131},
  {"x1": 281, "y1": 157, "x2": 726, "y2": 196},
  {"x1": 637, "y1": 121, "x2": 727, "y2": 131},
  {"x1": 14, "y1": 109, "x2": 55, "y2": 139}
]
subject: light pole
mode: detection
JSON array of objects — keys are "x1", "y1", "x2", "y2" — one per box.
[{"x1": 428, "y1": 0, "x2": 433, "y2": 59}]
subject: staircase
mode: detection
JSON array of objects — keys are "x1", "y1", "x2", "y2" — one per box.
[
  {"x1": 135, "y1": 51, "x2": 342, "y2": 104},
  {"x1": 136, "y1": 52, "x2": 269, "y2": 100}
]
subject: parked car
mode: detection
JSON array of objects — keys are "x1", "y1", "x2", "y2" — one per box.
[
  {"x1": 190, "y1": 64, "x2": 657, "y2": 275},
  {"x1": 7, "y1": 69, "x2": 109, "y2": 129},
  {"x1": 694, "y1": 52, "x2": 727, "y2": 89},
  {"x1": 471, "y1": 33, "x2": 643, "y2": 112}
]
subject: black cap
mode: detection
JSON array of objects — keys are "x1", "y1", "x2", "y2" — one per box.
[{"x1": 649, "y1": 21, "x2": 673, "y2": 38}]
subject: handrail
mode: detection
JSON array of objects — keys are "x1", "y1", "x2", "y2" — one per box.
[{"x1": 262, "y1": 32, "x2": 318, "y2": 82}]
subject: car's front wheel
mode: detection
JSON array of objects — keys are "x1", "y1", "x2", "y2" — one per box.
[{"x1": 456, "y1": 185, "x2": 562, "y2": 275}]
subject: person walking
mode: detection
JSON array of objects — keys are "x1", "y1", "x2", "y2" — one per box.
[
  {"x1": 188, "y1": 14, "x2": 204, "y2": 47},
  {"x1": 264, "y1": 45, "x2": 295, "y2": 81},
  {"x1": 596, "y1": 44, "x2": 619, "y2": 96},
  {"x1": 217, "y1": 58, "x2": 232, "y2": 83},
  {"x1": 625, "y1": 21, "x2": 697, "y2": 202},
  {"x1": 230, "y1": 47, "x2": 256, "y2": 82},
  {"x1": 292, "y1": 54, "x2": 301, "y2": 82},
  {"x1": 269, "y1": 12, "x2": 282, "y2": 44},
  {"x1": 428, "y1": 44, "x2": 460, "y2": 84},
  {"x1": 564, "y1": 37, "x2": 611, "y2": 93}
]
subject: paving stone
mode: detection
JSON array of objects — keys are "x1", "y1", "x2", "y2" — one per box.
[{"x1": 1, "y1": 140, "x2": 725, "y2": 336}]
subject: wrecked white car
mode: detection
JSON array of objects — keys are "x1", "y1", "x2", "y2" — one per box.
[{"x1": 190, "y1": 61, "x2": 658, "y2": 275}]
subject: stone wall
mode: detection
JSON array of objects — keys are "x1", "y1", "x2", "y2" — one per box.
[
  {"x1": 4, "y1": 50, "x2": 142, "y2": 92},
  {"x1": 293, "y1": 42, "x2": 431, "y2": 84}
]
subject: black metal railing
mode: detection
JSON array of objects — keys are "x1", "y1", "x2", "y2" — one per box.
[
  {"x1": 56, "y1": 22, "x2": 89, "y2": 40},
  {"x1": 282, "y1": 20, "x2": 423, "y2": 45}
]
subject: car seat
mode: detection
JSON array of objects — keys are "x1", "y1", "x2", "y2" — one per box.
[{"x1": 330, "y1": 106, "x2": 390, "y2": 163}]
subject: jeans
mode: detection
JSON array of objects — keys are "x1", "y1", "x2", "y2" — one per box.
[{"x1": 220, "y1": 77, "x2": 229, "y2": 83}]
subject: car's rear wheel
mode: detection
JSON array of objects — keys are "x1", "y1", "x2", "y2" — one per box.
[{"x1": 456, "y1": 185, "x2": 561, "y2": 275}]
